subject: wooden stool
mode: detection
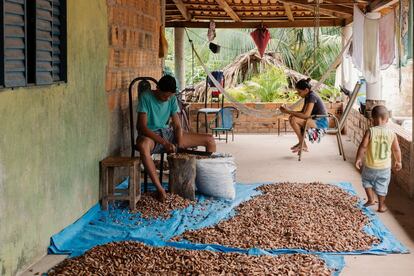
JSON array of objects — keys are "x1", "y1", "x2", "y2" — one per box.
[
  {"x1": 100, "y1": 156, "x2": 141, "y2": 211},
  {"x1": 277, "y1": 117, "x2": 289, "y2": 135}
]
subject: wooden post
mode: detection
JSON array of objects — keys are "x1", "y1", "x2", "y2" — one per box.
[
  {"x1": 168, "y1": 154, "x2": 196, "y2": 200},
  {"x1": 174, "y1": 27, "x2": 185, "y2": 91},
  {"x1": 160, "y1": 0, "x2": 166, "y2": 69},
  {"x1": 411, "y1": 62, "x2": 414, "y2": 198}
]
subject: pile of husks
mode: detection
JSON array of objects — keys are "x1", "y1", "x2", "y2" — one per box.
[
  {"x1": 133, "y1": 192, "x2": 193, "y2": 219},
  {"x1": 48, "y1": 241, "x2": 332, "y2": 275},
  {"x1": 170, "y1": 153, "x2": 210, "y2": 159},
  {"x1": 175, "y1": 182, "x2": 380, "y2": 252}
]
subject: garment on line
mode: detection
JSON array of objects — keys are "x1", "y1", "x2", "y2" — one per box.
[
  {"x1": 352, "y1": 6, "x2": 364, "y2": 71},
  {"x1": 379, "y1": 11, "x2": 395, "y2": 69}
]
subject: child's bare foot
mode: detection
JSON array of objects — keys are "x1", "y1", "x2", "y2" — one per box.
[
  {"x1": 378, "y1": 206, "x2": 388, "y2": 213},
  {"x1": 363, "y1": 201, "x2": 375, "y2": 207}
]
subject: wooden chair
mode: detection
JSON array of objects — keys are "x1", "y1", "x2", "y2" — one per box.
[
  {"x1": 128, "y1": 77, "x2": 166, "y2": 192},
  {"x1": 298, "y1": 82, "x2": 362, "y2": 161}
]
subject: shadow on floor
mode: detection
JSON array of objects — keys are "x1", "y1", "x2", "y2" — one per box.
[{"x1": 386, "y1": 183, "x2": 414, "y2": 242}]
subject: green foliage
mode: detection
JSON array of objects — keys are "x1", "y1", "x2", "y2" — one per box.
[
  {"x1": 227, "y1": 86, "x2": 253, "y2": 103},
  {"x1": 319, "y1": 86, "x2": 341, "y2": 102},
  {"x1": 227, "y1": 67, "x2": 299, "y2": 103},
  {"x1": 273, "y1": 28, "x2": 341, "y2": 86},
  {"x1": 244, "y1": 67, "x2": 288, "y2": 102}
]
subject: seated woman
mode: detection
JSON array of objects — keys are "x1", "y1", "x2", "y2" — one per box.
[
  {"x1": 279, "y1": 78, "x2": 328, "y2": 153},
  {"x1": 137, "y1": 75, "x2": 216, "y2": 202}
]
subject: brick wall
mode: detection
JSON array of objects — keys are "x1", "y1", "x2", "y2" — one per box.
[
  {"x1": 189, "y1": 102, "x2": 343, "y2": 134},
  {"x1": 106, "y1": 0, "x2": 163, "y2": 154},
  {"x1": 347, "y1": 108, "x2": 414, "y2": 198}
]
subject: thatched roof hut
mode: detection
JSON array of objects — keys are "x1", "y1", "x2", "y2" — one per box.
[{"x1": 184, "y1": 50, "x2": 327, "y2": 103}]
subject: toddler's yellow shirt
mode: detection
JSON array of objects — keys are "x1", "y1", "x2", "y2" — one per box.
[{"x1": 365, "y1": 126, "x2": 396, "y2": 169}]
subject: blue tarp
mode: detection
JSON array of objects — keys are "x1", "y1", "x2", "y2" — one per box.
[{"x1": 48, "y1": 181, "x2": 408, "y2": 275}]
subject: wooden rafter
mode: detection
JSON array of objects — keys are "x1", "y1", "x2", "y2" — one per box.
[
  {"x1": 279, "y1": 0, "x2": 352, "y2": 18},
  {"x1": 284, "y1": 3, "x2": 295, "y2": 21},
  {"x1": 215, "y1": 0, "x2": 241, "y2": 22},
  {"x1": 166, "y1": 0, "x2": 361, "y2": 27},
  {"x1": 172, "y1": 0, "x2": 191, "y2": 21},
  {"x1": 369, "y1": 0, "x2": 398, "y2": 11},
  {"x1": 166, "y1": 19, "x2": 345, "y2": 28}
]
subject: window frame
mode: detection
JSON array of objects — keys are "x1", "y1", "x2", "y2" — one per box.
[{"x1": 0, "y1": 0, "x2": 67, "y2": 90}]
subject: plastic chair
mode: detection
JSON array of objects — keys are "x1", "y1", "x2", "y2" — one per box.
[
  {"x1": 209, "y1": 107, "x2": 239, "y2": 143},
  {"x1": 297, "y1": 82, "x2": 362, "y2": 161},
  {"x1": 128, "y1": 77, "x2": 166, "y2": 192}
]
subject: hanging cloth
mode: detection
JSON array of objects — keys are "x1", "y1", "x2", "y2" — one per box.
[
  {"x1": 209, "y1": 42, "x2": 221, "y2": 54},
  {"x1": 352, "y1": 6, "x2": 364, "y2": 71},
  {"x1": 398, "y1": 0, "x2": 413, "y2": 64},
  {"x1": 379, "y1": 11, "x2": 395, "y2": 69},
  {"x1": 250, "y1": 26, "x2": 271, "y2": 58},
  {"x1": 363, "y1": 16, "x2": 380, "y2": 83},
  {"x1": 158, "y1": 25, "x2": 168, "y2": 58},
  {"x1": 207, "y1": 20, "x2": 216, "y2": 42}
]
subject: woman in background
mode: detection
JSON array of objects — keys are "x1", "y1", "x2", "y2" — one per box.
[{"x1": 279, "y1": 78, "x2": 328, "y2": 153}]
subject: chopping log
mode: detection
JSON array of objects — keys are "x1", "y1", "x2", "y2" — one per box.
[{"x1": 167, "y1": 153, "x2": 196, "y2": 200}]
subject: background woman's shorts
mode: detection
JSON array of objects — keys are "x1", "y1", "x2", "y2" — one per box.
[{"x1": 315, "y1": 117, "x2": 329, "y2": 129}]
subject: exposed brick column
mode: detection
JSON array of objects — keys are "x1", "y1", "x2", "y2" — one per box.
[{"x1": 106, "y1": 0, "x2": 162, "y2": 154}]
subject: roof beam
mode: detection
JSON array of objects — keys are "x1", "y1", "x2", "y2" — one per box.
[
  {"x1": 284, "y1": 3, "x2": 295, "y2": 21},
  {"x1": 215, "y1": 0, "x2": 241, "y2": 22},
  {"x1": 166, "y1": 19, "x2": 345, "y2": 28},
  {"x1": 279, "y1": 0, "x2": 352, "y2": 18},
  {"x1": 172, "y1": 0, "x2": 191, "y2": 21},
  {"x1": 369, "y1": 0, "x2": 398, "y2": 12}
]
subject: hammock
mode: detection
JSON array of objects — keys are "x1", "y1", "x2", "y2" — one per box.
[{"x1": 188, "y1": 33, "x2": 353, "y2": 119}]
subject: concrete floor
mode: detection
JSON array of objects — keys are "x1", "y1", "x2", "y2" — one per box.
[
  {"x1": 21, "y1": 134, "x2": 413, "y2": 275},
  {"x1": 216, "y1": 134, "x2": 414, "y2": 276}
]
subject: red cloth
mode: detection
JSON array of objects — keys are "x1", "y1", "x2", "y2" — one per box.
[
  {"x1": 379, "y1": 11, "x2": 395, "y2": 69},
  {"x1": 212, "y1": 90, "x2": 221, "y2": 97},
  {"x1": 250, "y1": 27, "x2": 271, "y2": 57}
]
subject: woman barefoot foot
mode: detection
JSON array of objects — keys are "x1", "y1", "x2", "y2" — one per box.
[
  {"x1": 290, "y1": 143, "x2": 300, "y2": 150},
  {"x1": 378, "y1": 206, "x2": 388, "y2": 213},
  {"x1": 363, "y1": 201, "x2": 375, "y2": 207},
  {"x1": 292, "y1": 146, "x2": 308, "y2": 153}
]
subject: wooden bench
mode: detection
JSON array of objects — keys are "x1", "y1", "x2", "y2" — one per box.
[{"x1": 100, "y1": 156, "x2": 141, "y2": 211}]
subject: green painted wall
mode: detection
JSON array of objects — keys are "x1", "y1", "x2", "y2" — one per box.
[{"x1": 0, "y1": 1, "x2": 109, "y2": 275}]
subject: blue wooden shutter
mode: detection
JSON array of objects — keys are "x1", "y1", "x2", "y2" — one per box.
[
  {"x1": 1, "y1": 0, "x2": 27, "y2": 87},
  {"x1": 34, "y1": 0, "x2": 53, "y2": 84}
]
